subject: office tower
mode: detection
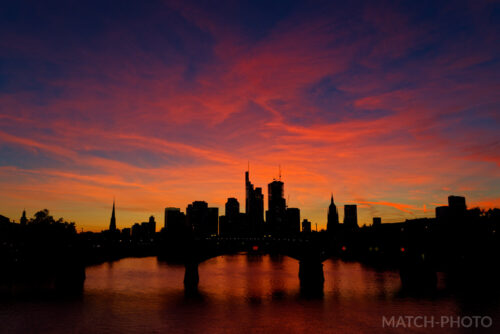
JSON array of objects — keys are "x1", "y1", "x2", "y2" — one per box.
[
  {"x1": 448, "y1": 195, "x2": 467, "y2": 221},
  {"x1": 165, "y1": 207, "x2": 179, "y2": 229},
  {"x1": 245, "y1": 170, "x2": 264, "y2": 233},
  {"x1": 109, "y1": 200, "x2": 116, "y2": 231},
  {"x1": 148, "y1": 215, "x2": 156, "y2": 234},
  {"x1": 207, "y1": 207, "x2": 219, "y2": 235},
  {"x1": 187, "y1": 201, "x2": 218, "y2": 235},
  {"x1": 268, "y1": 179, "x2": 286, "y2": 234},
  {"x1": 221, "y1": 198, "x2": 240, "y2": 235},
  {"x1": 435, "y1": 195, "x2": 467, "y2": 223},
  {"x1": 302, "y1": 219, "x2": 312, "y2": 233},
  {"x1": 327, "y1": 194, "x2": 339, "y2": 232},
  {"x1": 225, "y1": 198, "x2": 240, "y2": 219},
  {"x1": 372, "y1": 217, "x2": 381, "y2": 226},
  {"x1": 286, "y1": 207, "x2": 300, "y2": 234},
  {"x1": 131, "y1": 223, "x2": 141, "y2": 240},
  {"x1": 164, "y1": 207, "x2": 186, "y2": 234},
  {"x1": 343, "y1": 204, "x2": 358, "y2": 229},
  {"x1": 448, "y1": 195, "x2": 466, "y2": 211},
  {"x1": 435, "y1": 206, "x2": 450, "y2": 222}
]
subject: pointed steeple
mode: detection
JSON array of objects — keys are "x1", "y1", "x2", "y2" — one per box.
[
  {"x1": 109, "y1": 199, "x2": 116, "y2": 231},
  {"x1": 20, "y1": 209, "x2": 27, "y2": 226},
  {"x1": 327, "y1": 193, "x2": 339, "y2": 231}
]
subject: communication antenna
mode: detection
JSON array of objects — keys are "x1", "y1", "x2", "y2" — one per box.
[{"x1": 279, "y1": 164, "x2": 282, "y2": 181}]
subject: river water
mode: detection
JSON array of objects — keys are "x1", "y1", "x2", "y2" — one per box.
[{"x1": 1, "y1": 255, "x2": 499, "y2": 333}]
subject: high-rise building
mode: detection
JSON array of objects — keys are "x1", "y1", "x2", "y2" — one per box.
[
  {"x1": 164, "y1": 207, "x2": 186, "y2": 234},
  {"x1": 226, "y1": 198, "x2": 240, "y2": 219},
  {"x1": 435, "y1": 195, "x2": 467, "y2": 223},
  {"x1": 343, "y1": 204, "x2": 358, "y2": 229},
  {"x1": 327, "y1": 194, "x2": 339, "y2": 232},
  {"x1": 435, "y1": 206, "x2": 449, "y2": 221},
  {"x1": 220, "y1": 198, "x2": 240, "y2": 235},
  {"x1": 132, "y1": 223, "x2": 141, "y2": 240},
  {"x1": 245, "y1": 170, "x2": 264, "y2": 233},
  {"x1": 448, "y1": 195, "x2": 467, "y2": 220},
  {"x1": 148, "y1": 215, "x2": 156, "y2": 234},
  {"x1": 109, "y1": 200, "x2": 116, "y2": 231},
  {"x1": 267, "y1": 180, "x2": 286, "y2": 234},
  {"x1": 448, "y1": 195, "x2": 466, "y2": 211},
  {"x1": 372, "y1": 217, "x2": 381, "y2": 226},
  {"x1": 187, "y1": 201, "x2": 218, "y2": 235},
  {"x1": 208, "y1": 207, "x2": 219, "y2": 235}
]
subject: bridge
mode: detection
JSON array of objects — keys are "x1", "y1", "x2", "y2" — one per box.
[
  {"x1": 156, "y1": 231, "x2": 442, "y2": 295},
  {"x1": 158, "y1": 233, "x2": 335, "y2": 294}
]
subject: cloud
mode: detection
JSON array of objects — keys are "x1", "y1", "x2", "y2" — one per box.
[{"x1": 0, "y1": 0, "x2": 499, "y2": 230}]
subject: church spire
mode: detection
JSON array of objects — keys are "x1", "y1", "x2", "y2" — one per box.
[
  {"x1": 20, "y1": 209, "x2": 27, "y2": 226},
  {"x1": 109, "y1": 199, "x2": 116, "y2": 231},
  {"x1": 327, "y1": 193, "x2": 339, "y2": 232}
]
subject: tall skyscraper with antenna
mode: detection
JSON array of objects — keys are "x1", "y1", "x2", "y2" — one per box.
[
  {"x1": 245, "y1": 168, "x2": 264, "y2": 234},
  {"x1": 267, "y1": 173, "x2": 286, "y2": 234}
]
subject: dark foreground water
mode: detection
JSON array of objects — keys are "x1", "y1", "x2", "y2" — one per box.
[{"x1": 1, "y1": 255, "x2": 500, "y2": 334}]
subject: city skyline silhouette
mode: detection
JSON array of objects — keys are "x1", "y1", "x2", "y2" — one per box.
[
  {"x1": 1, "y1": 1, "x2": 500, "y2": 333},
  {"x1": 1, "y1": 1, "x2": 499, "y2": 232},
  {"x1": 1, "y1": 166, "x2": 493, "y2": 233}
]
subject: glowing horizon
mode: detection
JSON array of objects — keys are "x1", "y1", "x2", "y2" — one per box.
[{"x1": 1, "y1": 1, "x2": 499, "y2": 231}]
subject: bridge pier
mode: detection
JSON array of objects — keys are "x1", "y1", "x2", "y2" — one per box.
[
  {"x1": 184, "y1": 262, "x2": 199, "y2": 292},
  {"x1": 298, "y1": 260, "x2": 324, "y2": 296},
  {"x1": 399, "y1": 255, "x2": 437, "y2": 291}
]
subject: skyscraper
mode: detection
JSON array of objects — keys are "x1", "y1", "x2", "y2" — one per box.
[
  {"x1": 267, "y1": 179, "x2": 286, "y2": 234},
  {"x1": 343, "y1": 204, "x2": 358, "y2": 229},
  {"x1": 226, "y1": 197, "x2": 240, "y2": 219},
  {"x1": 245, "y1": 170, "x2": 264, "y2": 233},
  {"x1": 187, "y1": 201, "x2": 218, "y2": 236},
  {"x1": 164, "y1": 207, "x2": 186, "y2": 234},
  {"x1": 327, "y1": 194, "x2": 339, "y2": 232},
  {"x1": 109, "y1": 200, "x2": 116, "y2": 231},
  {"x1": 148, "y1": 215, "x2": 156, "y2": 234},
  {"x1": 448, "y1": 195, "x2": 467, "y2": 221}
]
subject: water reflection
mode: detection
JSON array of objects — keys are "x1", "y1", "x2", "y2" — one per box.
[{"x1": 0, "y1": 255, "x2": 499, "y2": 334}]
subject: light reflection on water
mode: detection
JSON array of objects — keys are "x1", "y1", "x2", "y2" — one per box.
[{"x1": 1, "y1": 255, "x2": 499, "y2": 334}]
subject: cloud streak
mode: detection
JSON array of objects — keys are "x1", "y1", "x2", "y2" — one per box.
[{"x1": 0, "y1": 0, "x2": 499, "y2": 230}]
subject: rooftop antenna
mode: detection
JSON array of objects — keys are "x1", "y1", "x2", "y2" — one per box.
[
  {"x1": 279, "y1": 164, "x2": 282, "y2": 181},
  {"x1": 247, "y1": 160, "x2": 250, "y2": 172}
]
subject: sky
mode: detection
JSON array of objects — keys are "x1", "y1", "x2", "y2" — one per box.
[{"x1": 1, "y1": 0, "x2": 499, "y2": 231}]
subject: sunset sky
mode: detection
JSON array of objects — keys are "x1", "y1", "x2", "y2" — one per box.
[{"x1": 1, "y1": 0, "x2": 499, "y2": 231}]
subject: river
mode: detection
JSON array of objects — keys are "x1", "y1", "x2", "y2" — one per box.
[{"x1": 1, "y1": 255, "x2": 499, "y2": 333}]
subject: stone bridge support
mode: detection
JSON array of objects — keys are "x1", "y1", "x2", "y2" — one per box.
[
  {"x1": 298, "y1": 260, "x2": 325, "y2": 295},
  {"x1": 184, "y1": 262, "x2": 199, "y2": 292}
]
